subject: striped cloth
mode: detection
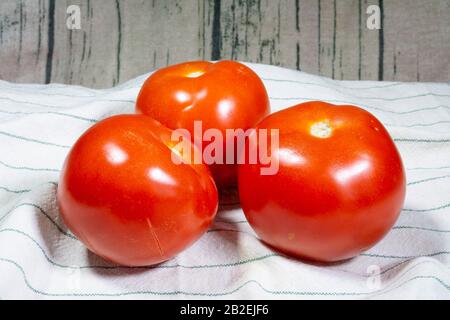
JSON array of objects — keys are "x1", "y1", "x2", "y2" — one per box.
[{"x1": 0, "y1": 63, "x2": 449, "y2": 299}]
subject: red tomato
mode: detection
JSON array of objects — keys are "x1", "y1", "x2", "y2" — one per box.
[
  {"x1": 238, "y1": 101, "x2": 406, "y2": 262},
  {"x1": 57, "y1": 115, "x2": 218, "y2": 266},
  {"x1": 135, "y1": 60, "x2": 270, "y2": 189}
]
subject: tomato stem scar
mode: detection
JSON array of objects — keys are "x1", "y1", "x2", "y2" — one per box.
[{"x1": 310, "y1": 120, "x2": 332, "y2": 138}]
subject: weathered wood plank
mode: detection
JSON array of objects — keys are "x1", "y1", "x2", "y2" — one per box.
[
  {"x1": 218, "y1": 0, "x2": 282, "y2": 65},
  {"x1": 334, "y1": 0, "x2": 360, "y2": 80},
  {"x1": 0, "y1": 0, "x2": 449, "y2": 88},
  {"x1": 358, "y1": 0, "x2": 382, "y2": 80},
  {"x1": 117, "y1": 0, "x2": 209, "y2": 85},
  {"x1": 382, "y1": 0, "x2": 450, "y2": 82},
  {"x1": 296, "y1": 0, "x2": 320, "y2": 75},
  {"x1": 0, "y1": 0, "x2": 49, "y2": 84},
  {"x1": 47, "y1": 0, "x2": 120, "y2": 87}
]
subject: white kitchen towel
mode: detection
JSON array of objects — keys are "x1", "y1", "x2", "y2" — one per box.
[{"x1": 0, "y1": 63, "x2": 449, "y2": 299}]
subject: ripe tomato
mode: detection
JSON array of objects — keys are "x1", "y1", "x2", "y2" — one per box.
[
  {"x1": 57, "y1": 115, "x2": 218, "y2": 266},
  {"x1": 238, "y1": 101, "x2": 406, "y2": 262},
  {"x1": 135, "y1": 60, "x2": 270, "y2": 189}
]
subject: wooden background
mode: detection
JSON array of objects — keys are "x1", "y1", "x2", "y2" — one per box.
[{"x1": 0, "y1": 0, "x2": 449, "y2": 88}]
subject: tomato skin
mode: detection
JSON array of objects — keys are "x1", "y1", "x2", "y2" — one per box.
[
  {"x1": 238, "y1": 101, "x2": 406, "y2": 262},
  {"x1": 135, "y1": 60, "x2": 270, "y2": 189},
  {"x1": 57, "y1": 115, "x2": 218, "y2": 266}
]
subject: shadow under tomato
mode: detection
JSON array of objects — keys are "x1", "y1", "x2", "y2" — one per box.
[
  {"x1": 212, "y1": 213, "x2": 357, "y2": 268},
  {"x1": 86, "y1": 250, "x2": 172, "y2": 277},
  {"x1": 261, "y1": 239, "x2": 358, "y2": 267},
  {"x1": 218, "y1": 185, "x2": 240, "y2": 207}
]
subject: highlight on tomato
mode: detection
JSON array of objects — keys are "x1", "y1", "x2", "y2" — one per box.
[
  {"x1": 135, "y1": 60, "x2": 270, "y2": 189},
  {"x1": 57, "y1": 114, "x2": 218, "y2": 266},
  {"x1": 238, "y1": 101, "x2": 406, "y2": 262}
]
